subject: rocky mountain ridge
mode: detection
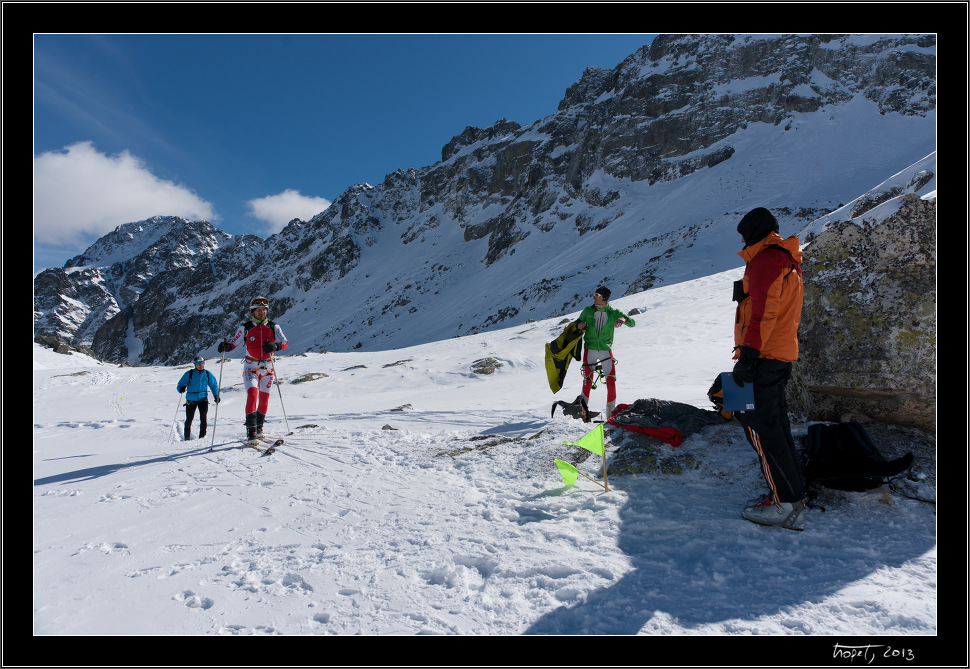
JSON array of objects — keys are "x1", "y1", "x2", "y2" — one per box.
[{"x1": 33, "y1": 34, "x2": 936, "y2": 367}]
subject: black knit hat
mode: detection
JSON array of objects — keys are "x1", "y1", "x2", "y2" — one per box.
[
  {"x1": 595, "y1": 286, "x2": 611, "y2": 300},
  {"x1": 737, "y1": 207, "x2": 779, "y2": 246}
]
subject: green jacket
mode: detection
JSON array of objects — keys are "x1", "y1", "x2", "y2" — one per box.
[{"x1": 577, "y1": 305, "x2": 635, "y2": 351}]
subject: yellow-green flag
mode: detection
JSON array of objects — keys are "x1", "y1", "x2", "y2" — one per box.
[
  {"x1": 563, "y1": 423, "x2": 605, "y2": 456},
  {"x1": 554, "y1": 458, "x2": 579, "y2": 487}
]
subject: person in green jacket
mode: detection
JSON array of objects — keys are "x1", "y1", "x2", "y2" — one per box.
[{"x1": 574, "y1": 286, "x2": 635, "y2": 419}]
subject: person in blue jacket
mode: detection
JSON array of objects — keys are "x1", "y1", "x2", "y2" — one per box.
[{"x1": 177, "y1": 355, "x2": 220, "y2": 440}]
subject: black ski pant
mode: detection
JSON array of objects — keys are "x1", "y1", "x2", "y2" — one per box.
[
  {"x1": 736, "y1": 359, "x2": 805, "y2": 504},
  {"x1": 184, "y1": 399, "x2": 209, "y2": 439}
]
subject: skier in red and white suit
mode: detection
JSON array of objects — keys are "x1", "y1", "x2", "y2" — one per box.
[{"x1": 218, "y1": 296, "x2": 288, "y2": 441}]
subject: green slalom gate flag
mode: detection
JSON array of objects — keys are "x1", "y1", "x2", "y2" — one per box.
[
  {"x1": 556, "y1": 424, "x2": 611, "y2": 491},
  {"x1": 554, "y1": 459, "x2": 579, "y2": 487},
  {"x1": 563, "y1": 423, "x2": 605, "y2": 456}
]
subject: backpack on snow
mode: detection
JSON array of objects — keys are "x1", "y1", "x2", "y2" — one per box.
[{"x1": 802, "y1": 421, "x2": 914, "y2": 492}]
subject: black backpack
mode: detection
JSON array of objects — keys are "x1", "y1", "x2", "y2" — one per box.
[{"x1": 802, "y1": 422, "x2": 914, "y2": 492}]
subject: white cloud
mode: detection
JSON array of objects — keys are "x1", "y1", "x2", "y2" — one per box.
[
  {"x1": 33, "y1": 141, "x2": 217, "y2": 247},
  {"x1": 246, "y1": 189, "x2": 331, "y2": 235}
]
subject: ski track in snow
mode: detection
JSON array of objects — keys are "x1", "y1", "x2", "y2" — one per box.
[{"x1": 32, "y1": 280, "x2": 938, "y2": 642}]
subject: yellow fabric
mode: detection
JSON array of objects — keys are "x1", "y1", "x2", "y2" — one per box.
[{"x1": 544, "y1": 321, "x2": 584, "y2": 393}]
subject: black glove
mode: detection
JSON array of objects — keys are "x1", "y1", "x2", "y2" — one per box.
[
  {"x1": 262, "y1": 341, "x2": 276, "y2": 353},
  {"x1": 732, "y1": 346, "x2": 760, "y2": 385},
  {"x1": 178, "y1": 385, "x2": 186, "y2": 394},
  {"x1": 213, "y1": 395, "x2": 220, "y2": 404},
  {"x1": 218, "y1": 340, "x2": 231, "y2": 353}
]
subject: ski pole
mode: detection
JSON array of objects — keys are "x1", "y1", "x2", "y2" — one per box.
[
  {"x1": 172, "y1": 389, "x2": 185, "y2": 441},
  {"x1": 270, "y1": 357, "x2": 293, "y2": 435},
  {"x1": 209, "y1": 349, "x2": 226, "y2": 451}
]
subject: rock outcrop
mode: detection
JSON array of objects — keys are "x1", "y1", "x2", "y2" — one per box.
[{"x1": 789, "y1": 192, "x2": 936, "y2": 431}]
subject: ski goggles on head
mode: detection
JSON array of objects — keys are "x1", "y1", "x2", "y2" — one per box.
[
  {"x1": 252, "y1": 298, "x2": 269, "y2": 306},
  {"x1": 194, "y1": 357, "x2": 205, "y2": 365}
]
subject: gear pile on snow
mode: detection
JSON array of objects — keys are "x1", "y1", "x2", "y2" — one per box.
[
  {"x1": 607, "y1": 398, "x2": 727, "y2": 447},
  {"x1": 802, "y1": 421, "x2": 914, "y2": 491}
]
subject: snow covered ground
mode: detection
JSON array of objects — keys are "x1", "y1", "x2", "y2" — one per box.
[{"x1": 32, "y1": 269, "x2": 941, "y2": 653}]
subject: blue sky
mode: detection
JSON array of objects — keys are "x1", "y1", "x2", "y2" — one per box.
[{"x1": 33, "y1": 33, "x2": 656, "y2": 274}]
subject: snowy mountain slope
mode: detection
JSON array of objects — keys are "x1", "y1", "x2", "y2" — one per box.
[
  {"x1": 32, "y1": 34, "x2": 936, "y2": 367},
  {"x1": 799, "y1": 151, "x2": 936, "y2": 241},
  {"x1": 271, "y1": 97, "x2": 935, "y2": 352},
  {"x1": 32, "y1": 270, "x2": 940, "y2": 644},
  {"x1": 253, "y1": 143, "x2": 938, "y2": 362}
]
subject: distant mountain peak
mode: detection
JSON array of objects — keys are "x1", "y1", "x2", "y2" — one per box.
[{"x1": 64, "y1": 216, "x2": 228, "y2": 270}]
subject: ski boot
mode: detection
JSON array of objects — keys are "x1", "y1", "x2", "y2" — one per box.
[
  {"x1": 745, "y1": 492, "x2": 772, "y2": 508},
  {"x1": 245, "y1": 413, "x2": 260, "y2": 445},
  {"x1": 742, "y1": 499, "x2": 806, "y2": 531},
  {"x1": 255, "y1": 411, "x2": 266, "y2": 440}
]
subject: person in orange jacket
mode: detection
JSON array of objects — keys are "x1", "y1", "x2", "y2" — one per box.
[{"x1": 730, "y1": 207, "x2": 807, "y2": 530}]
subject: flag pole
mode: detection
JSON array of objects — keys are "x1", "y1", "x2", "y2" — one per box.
[
  {"x1": 602, "y1": 452, "x2": 610, "y2": 491},
  {"x1": 576, "y1": 468, "x2": 609, "y2": 491},
  {"x1": 602, "y1": 420, "x2": 611, "y2": 491}
]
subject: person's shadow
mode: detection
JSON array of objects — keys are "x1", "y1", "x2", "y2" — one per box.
[
  {"x1": 524, "y1": 463, "x2": 936, "y2": 636},
  {"x1": 34, "y1": 442, "x2": 230, "y2": 486}
]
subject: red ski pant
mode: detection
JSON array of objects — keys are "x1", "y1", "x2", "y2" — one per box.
[
  {"x1": 581, "y1": 349, "x2": 616, "y2": 402},
  {"x1": 242, "y1": 360, "x2": 274, "y2": 415}
]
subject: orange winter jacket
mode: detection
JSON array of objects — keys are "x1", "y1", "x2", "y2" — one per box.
[{"x1": 734, "y1": 232, "x2": 804, "y2": 362}]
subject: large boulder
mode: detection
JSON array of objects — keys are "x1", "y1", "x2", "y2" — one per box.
[{"x1": 788, "y1": 193, "x2": 936, "y2": 432}]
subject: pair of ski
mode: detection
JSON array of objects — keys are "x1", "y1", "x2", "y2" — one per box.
[{"x1": 244, "y1": 435, "x2": 284, "y2": 455}]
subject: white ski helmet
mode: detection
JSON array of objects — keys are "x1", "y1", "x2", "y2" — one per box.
[{"x1": 250, "y1": 296, "x2": 269, "y2": 313}]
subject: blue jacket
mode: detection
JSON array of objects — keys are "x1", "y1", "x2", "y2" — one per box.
[{"x1": 177, "y1": 368, "x2": 220, "y2": 402}]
